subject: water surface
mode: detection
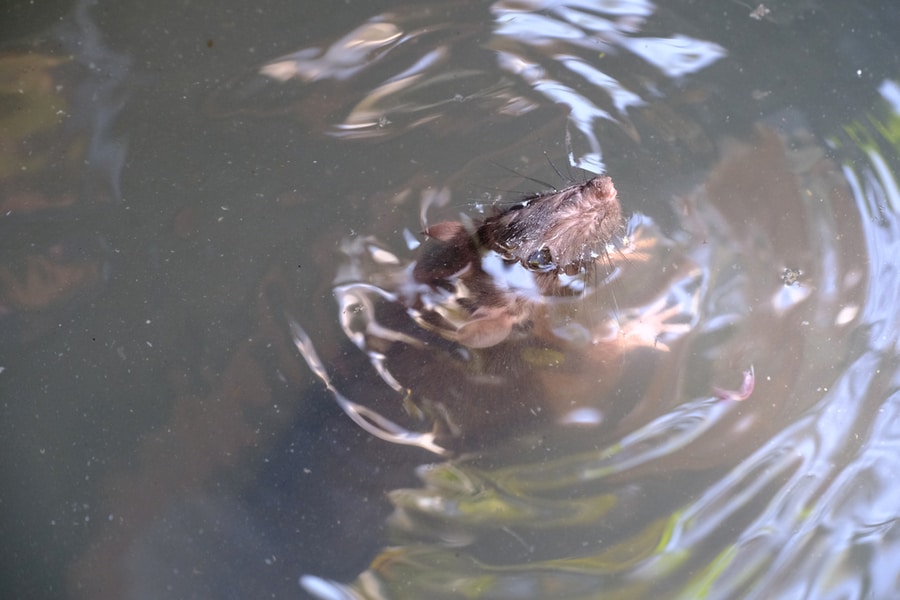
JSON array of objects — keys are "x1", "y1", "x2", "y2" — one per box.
[{"x1": 2, "y1": 1, "x2": 900, "y2": 598}]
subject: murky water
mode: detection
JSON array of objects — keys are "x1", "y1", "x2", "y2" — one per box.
[{"x1": 2, "y1": 1, "x2": 900, "y2": 598}]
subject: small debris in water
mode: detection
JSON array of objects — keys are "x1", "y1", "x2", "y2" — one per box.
[
  {"x1": 749, "y1": 4, "x2": 771, "y2": 20},
  {"x1": 781, "y1": 267, "x2": 802, "y2": 286},
  {"x1": 714, "y1": 365, "x2": 755, "y2": 401},
  {"x1": 731, "y1": 0, "x2": 772, "y2": 22}
]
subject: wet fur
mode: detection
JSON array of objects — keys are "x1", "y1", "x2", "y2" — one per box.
[
  {"x1": 412, "y1": 176, "x2": 623, "y2": 347},
  {"x1": 478, "y1": 176, "x2": 621, "y2": 278}
]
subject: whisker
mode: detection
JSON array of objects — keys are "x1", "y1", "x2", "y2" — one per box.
[
  {"x1": 489, "y1": 160, "x2": 558, "y2": 191},
  {"x1": 542, "y1": 150, "x2": 568, "y2": 185}
]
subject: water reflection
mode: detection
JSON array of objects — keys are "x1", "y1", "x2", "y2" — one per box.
[
  {"x1": 0, "y1": 15, "x2": 127, "y2": 344},
  {"x1": 210, "y1": 0, "x2": 724, "y2": 171},
  {"x1": 299, "y1": 120, "x2": 879, "y2": 597}
]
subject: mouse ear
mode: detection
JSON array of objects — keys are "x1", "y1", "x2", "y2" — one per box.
[
  {"x1": 414, "y1": 221, "x2": 478, "y2": 283},
  {"x1": 423, "y1": 221, "x2": 466, "y2": 242},
  {"x1": 456, "y1": 307, "x2": 514, "y2": 348}
]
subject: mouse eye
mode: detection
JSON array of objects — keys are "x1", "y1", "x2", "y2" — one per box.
[{"x1": 526, "y1": 247, "x2": 556, "y2": 272}]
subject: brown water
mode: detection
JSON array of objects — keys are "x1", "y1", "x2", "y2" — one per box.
[{"x1": 2, "y1": 1, "x2": 900, "y2": 599}]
